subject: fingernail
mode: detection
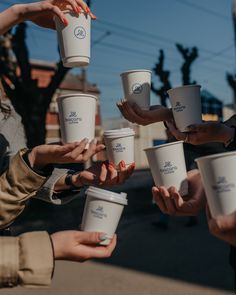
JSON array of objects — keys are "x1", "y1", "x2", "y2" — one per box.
[
  {"x1": 76, "y1": 6, "x2": 81, "y2": 13},
  {"x1": 75, "y1": 141, "x2": 81, "y2": 146},
  {"x1": 83, "y1": 138, "x2": 89, "y2": 144},
  {"x1": 121, "y1": 160, "x2": 126, "y2": 167},
  {"x1": 63, "y1": 17, "x2": 69, "y2": 26},
  {"x1": 86, "y1": 7, "x2": 91, "y2": 13},
  {"x1": 108, "y1": 164, "x2": 113, "y2": 170},
  {"x1": 99, "y1": 233, "x2": 107, "y2": 241}
]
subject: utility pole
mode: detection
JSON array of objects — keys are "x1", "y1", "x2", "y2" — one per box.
[
  {"x1": 227, "y1": 1, "x2": 236, "y2": 110},
  {"x1": 232, "y1": 1, "x2": 236, "y2": 68},
  {"x1": 81, "y1": 0, "x2": 93, "y2": 93}
]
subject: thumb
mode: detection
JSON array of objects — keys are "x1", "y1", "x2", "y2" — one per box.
[
  {"x1": 133, "y1": 103, "x2": 144, "y2": 115},
  {"x1": 57, "y1": 142, "x2": 80, "y2": 153},
  {"x1": 76, "y1": 231, "x2": 107, "y2": 245}
]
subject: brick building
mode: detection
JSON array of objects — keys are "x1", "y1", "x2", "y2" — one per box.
[{"x1": 30, "y1": 59, "x2": 102, "y2": 144}]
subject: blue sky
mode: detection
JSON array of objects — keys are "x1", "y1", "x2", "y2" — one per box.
[{"x1": 0, "y1": 0, "x2": 235, "y2": 119}]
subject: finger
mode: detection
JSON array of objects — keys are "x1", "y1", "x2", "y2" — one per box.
[
  {"x1": 117, "y1": 101, "x2": 135, "y2": 123},
  {"x1": 132, "y1": 103, "x2": 147, "y2": 117},
  {"x1": 169, "y1": 186, "x2": 184, "y2": 210},
  {"x1": 82, "y1": 139, "x2": 97, "y2": 161},
  {"x1": 76, "y1": 231, "x2": 107, "y2": 244},
  {"x1": 95, "y1": 144, "x2": 106, "y2": 153},
  {"x1": 107, "y1": 163, "x2": 118, "y2": 185},
  {"x1": 46, "y1": 3, "x2": 69, "y2": 26},
  {"x1": 214, "y1": 213, "x2": 236, "y2": 233},
  {"x1": 161, "y1": 187, "x2": 177, "y2": 215},
  {"x1": 74, "y1": 0, "x2": 89, "y2": 12},
  {"x1": 57, "y1": 142, "x2": 81, "y2": 154},
  {"x1": 166, "y1": 121, "x2": 185, "y2": 140},
  {"x1": 99, "y1": 163, "x2": 108, "y2": 183},
  {"x1": 86, "y1": 234, "x2": 117, "y2": 259},
  {"x1": 122, "y1": 100, "x2": 147, "y2": 125},
  {"x1": 171, "y1": 187, "x2": 199, "y2": 216},
  {"x1": 117, "y1": 160, "x2": 128, "y2": 183},
  {"x1": 127, "y1": 163, "x2": 135, "y2": 177},
  {"x1": 64, "y1": 0, "x2": 80, "y2": 13},
  {"x1": 85, "y1": 6, "x2": 97, "y2": 20},
  {"x1": 152, "y1": 186, "x2": 168, "y2": 213},
  {"x1": 69, "y1": 138, "x2": 88, "y2": 159},
  {"x1": 105, "y1": 234, "x2": 117, "y2": 254}
]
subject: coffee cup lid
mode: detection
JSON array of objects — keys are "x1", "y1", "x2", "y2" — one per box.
[
  {"x1": 143, "y1": 141, "x2": 184, "y2": 152},
  {"x1": 195, "y1": 150, "x2": 236, "y2": 164},
  {"x1": 167, "y1": 84, "x2": 201, "y2": 95},
  {"x1": 86, "y1": 186, "x2": 128, "y2": 205},
  {"x1": 120, "y1": 69, "x2": 152, "y2": 76},
  {"x1": 57, "y1": 93, "x2": 98, "y2": 102},
  {"x1": 103, "y1": 128, "x2": 135, "y2": 138}
]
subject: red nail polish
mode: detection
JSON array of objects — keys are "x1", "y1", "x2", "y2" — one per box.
[
  {"x1": 63, "y1": 17, "x2": 69, "y2": 26},
  {"x1": 86, "y1": 7, "x2": 91, "y2": 13},
  {"x1": 121, "y1": 160, "x2": 126, "y2": 167}
]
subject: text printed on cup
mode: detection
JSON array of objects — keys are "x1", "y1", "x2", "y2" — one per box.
[
  {"x1": 112, "y1": 143, "x2": 126, "y2": 153},
  {"x1": 211, "y1": 177, "x2": 236, "y2": 194},
  {"x1": 90, "y1": 206, "x2": 108, "y2": 219},
  {"x1": 65, "y1": 112, "x2": 82, "y2": 124},
  {"x1": 173, "y1": 101, "x2": 186, "y2": 113},
  {"x1": 159, "y1": 161, "x2": 178, "y2": 175}
]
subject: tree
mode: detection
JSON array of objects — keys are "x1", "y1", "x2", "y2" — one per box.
[
  {"x1": 151, "y1": 49, "x2": 172, "y2": 107},
  {"x1": 226, "y1": 73, "x2": 236, "y2": 110},
  {"x1": 0, "y1": 23, "x2": 69, "y2": 147},
  {"x1": 176, "y1": 43, "x2": 198, "y2": 85}
]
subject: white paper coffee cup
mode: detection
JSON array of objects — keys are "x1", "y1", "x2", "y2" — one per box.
[
  {"x1": 167, "y1": 85, "x2": 202, "y2": 132},
  {"x1": 57, "y1": 93, "x2": 97, "y2": 144},
  {"x1": 120, "y1": 70, "x2": 152, "y2": 110},
  {"x1": 196, "y1": 151, "x2": 236, "y2": 217},
  {"x1": 103, "y1": 128, "x2": 135, "y2": 168},
  {"x1": 55, "y1": 11, "x2": 91, "y2": 68},
  {"x1": 144, "y1": 141, "x2": 188, "y2": 196},
  {"x1": 81, "y1": 186, "x2": 128, "y2": 245}
]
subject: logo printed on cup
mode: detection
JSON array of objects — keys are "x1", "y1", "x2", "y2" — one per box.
[
  {"x1": 112, "y1": 143, "x2": 126, "y2": 153},
  {"x1": 65, "y1": 111, "x2": 82, "y2": 124},
  {"x1": 74, "y1": 26, "x2": 86, "y2": 39},
  {"x1": 90, "y1": 205, "x2": 108, "y2": 220},
  {"x1": 132, "y1": 83, "x2": 143, "y2": 94},
  {"x1": 159, "y1": 161, "x2": 178, "y2": 175},
  {"x1": 173, "y1": 101, "x2": 186, "y2": 113},
  {"x1": 212, "y1": 177, "x2": 236, "y2": 193}
]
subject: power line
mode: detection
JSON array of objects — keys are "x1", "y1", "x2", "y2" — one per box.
[
  {"x1": 97, "y1": 19, "x2": 234, "y2": 61},
  {"x1": 174, "y1": 0, "x2": 230, "y2": 21},
  {"x1": 93, "y1": 25, "x2": 234, "y2": 68},
  {"x1": 2, "y1": 0, "x2": 233, "y2": 65}
]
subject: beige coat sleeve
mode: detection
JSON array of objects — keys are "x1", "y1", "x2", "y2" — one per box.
[
  {"x1": 0, "y1": 231, "x2": 54, "y2": 288},
  {"x1": 0, "y1": 149, "x2": 46, "y2": 229}
]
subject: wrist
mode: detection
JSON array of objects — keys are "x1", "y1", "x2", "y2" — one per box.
[
  {"x1": 50, "y1": 233, "x2": 62, "y2": 260},
  {"x1": 10, "y1": 4, "x2": 25, "y2": 24}
]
